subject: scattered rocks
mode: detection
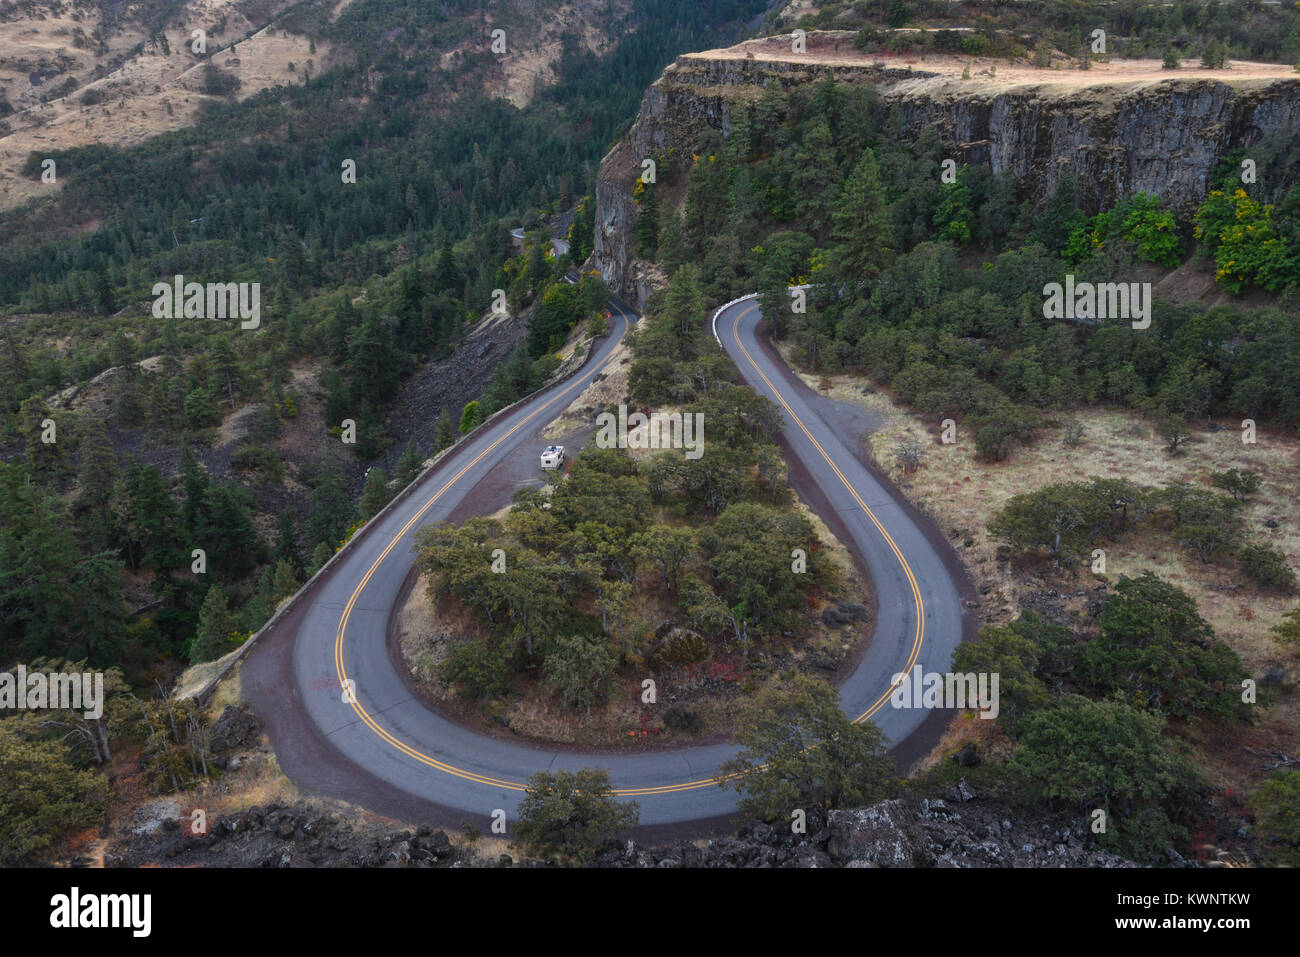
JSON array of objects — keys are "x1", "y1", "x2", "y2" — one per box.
[
  {"x1": 209, "y1": 705, "x2": 262, "y2": 754},
  {"x1": 119, "y1": 802, "x2": 472, "y2": 869},
  {"x1": 826, "y1": 801, "x2": 933, "y2": 867},
  {"x1": 821, "y1": 602, "x2": 868, "y2": 626},
  {"x1": 129, "y1": 799, "x2": 181, "y2": 836},
  {"x1": 116, "y1": 793, "x2": 1145, "y2": 870},
  {"x1": 944, "y1": 777, "x2": 978, "y2": 803}
]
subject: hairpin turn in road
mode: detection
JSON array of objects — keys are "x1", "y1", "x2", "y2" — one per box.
[{"x1": 241, "y1": 294, "x2": 971, "y2": 828}]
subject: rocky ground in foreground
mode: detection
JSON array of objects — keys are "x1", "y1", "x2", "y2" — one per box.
[
  {"x1": 109, "y1": 785, "x2": 1144, "y2": 868},
  {"x1": 598, "y1": 789, "x2": 1142, "y2": 869},
  {"x1": 99, "y1": 707, "x2": 1155, "y2": 869}
]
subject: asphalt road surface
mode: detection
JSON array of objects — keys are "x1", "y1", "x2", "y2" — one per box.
[{"x1": 243, "y1": 294, "x2": 971, "y2": 829}]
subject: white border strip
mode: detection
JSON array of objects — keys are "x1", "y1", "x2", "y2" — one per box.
[
  {"x1": 710, "y1": 285, "x2": 813, "y2": 345},
  {"x1": 710, "y1": 293, "x2": 759, "y2": 345}
]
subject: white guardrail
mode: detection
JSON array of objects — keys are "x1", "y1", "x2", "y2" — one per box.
[
  {"x1": 710, "y1": 293, "x2": 760, "y2": 346},
  {"x1": 710, "y1": 284, "x2": 813, "y2": 346}
]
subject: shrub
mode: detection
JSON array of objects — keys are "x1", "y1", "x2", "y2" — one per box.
[
  {"x1": 438, "y1": 637, "x2": 511, "y2": 699},
  {"x1": 1238, "y1": 541, "x2": 1297, "y2": 592},
  {"x1": 718, "y1": 676, "x2": 896, "y2": 822},
  {"x1": 1065, "y1": 194, "x2": 1180, "y2": 267},
  {"x1": 1083, "y1": 573, "x2": 1245, "y2": 721},
  {"x1": 1210, "y1": 467, "x2": 1260, "y2": 502},
  {"x1": 1194, "y1": 189, "x2": 1298, "y2": 293},
  {"x1": 1272, "y1": 605, "x2": 1300, "y2": 648},
  {"x1": 200, "y1": 64, "x2": 242, "y2": 98},
  {"x1": 231, "y1": 445, "x2": 284, "y2": 479},
  {"x1": 0, "y1": 721, "x2": 108, "y2": 864},
  {"x1": 1010, "y1": 696, "x2": 1201, "y2": 861},
  {"x1": 513, "y1": 768, "x2": 638, "y2": 862},
  {"x1": 1249, "y1": 771, "x2": 1300, "y2": 865}
]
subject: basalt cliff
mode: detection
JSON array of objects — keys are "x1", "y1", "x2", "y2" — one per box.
[{"x1": 593, "y1": 31, "x2": 1300, "y2": 307}]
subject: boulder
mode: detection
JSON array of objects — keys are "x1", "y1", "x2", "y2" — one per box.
[{"x1": 827, "y1": 800, "x2": 933, "y2": 867}]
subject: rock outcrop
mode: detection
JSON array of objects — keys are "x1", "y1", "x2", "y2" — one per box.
[
  {"x1": 106, "y1": 784, "x2": 1165, "y2": 867},
  {"x1": 116, "y1": 802, "x2": 472, "y2": 868},
  {"x1": 590, "y1": 789, "x2": 1143, "y2": 868},
  {"x1": 594, "y1": 31, "x2": 1300, "y2": 305}
]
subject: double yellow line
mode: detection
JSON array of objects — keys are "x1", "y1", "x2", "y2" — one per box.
[
  {"x1": 728, "y1": 304, "x2": 925, "y2": 723},
  {"x1": 329, "y1": 300, "x2": 924, "y2": 798}
]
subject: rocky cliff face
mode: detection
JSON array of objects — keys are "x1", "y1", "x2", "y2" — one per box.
[{"x1": 594, "y1": 32, "x2": 1300, "y2": 305}]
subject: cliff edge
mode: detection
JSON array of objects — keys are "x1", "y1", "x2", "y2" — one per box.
[{"x1": 594, "y1": 30, "x2": 1300, "y2": 305}]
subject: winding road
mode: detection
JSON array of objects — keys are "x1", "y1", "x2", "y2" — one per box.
[{"x1": 242, "y1": 293, "x2": 972, "y2": 830}]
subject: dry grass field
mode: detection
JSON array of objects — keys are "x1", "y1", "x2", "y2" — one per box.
[{"x1": 781, "y1": 348, "x2": 1300, "y2": 798}]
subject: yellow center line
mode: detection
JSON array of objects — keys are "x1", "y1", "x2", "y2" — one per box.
[
  {"x1": 729, "y1": 304, "x2": 925, "y2": 722},
  {"x1": 329, "y1": 299, "x2": 926, "y2": 799},
  {"x1": 332, "y1": 307, "x2": 635, "y2": 792}
]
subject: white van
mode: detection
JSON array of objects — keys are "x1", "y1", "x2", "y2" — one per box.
[{"x1": 540, "y1": 445, "x2": 566, "y2": 470}]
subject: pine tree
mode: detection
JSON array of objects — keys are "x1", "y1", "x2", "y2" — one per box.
[
  {"x1": 308, "y1": 541, "x2": 333, "y2": 575},
  {"x1": 760, "y1": 282, "x2": 792, "y2": 342},
  {"x1": 396, "y1": 439, "x2": 423, "y2": 486},
  {"x1": 19, "y1": 396, "x2": 64, "y2": 477},
  {"x1": 190, "y1": 585, "x2": 237, "y2": 664},
  {"x1": 1201, "y1": 38, "x2": 1228, "y2": 69},
  {"x1": 661, "y1": 263, "x2": 707, "y2": 349},
  {"x1": 830, "y1": 148, "x2": 892, "y2": 285},
  {"x1": 243, "y1": 567, "x2": 275, "y2": 633},
  {"x1": 179, "y1": 446, "x2": 209, "y2": 536},
  {"x1": 76, "y1": 416, "x2": 119, "y2": 551},
  {"x1": 435, "y1": 407, "x2": 456, "y2": 451},
  {"x1": 657, "y1": 209, "x2": 686, "y2": 272},
  {"x1": 754, "y1": 82, "x2": 788, "y2": 152},
  {"x1": 273, "y1": 509, "x2": 303, "y2": 573},
  {"x1": 526, "y1": 241, "x2": 550, "y2": 299},
  {"x1": 202, "y1": 480, "x2": 261, "y2": 577},
  {"x1": 790, "y1": 118, "x2": 837, "y2": 235},
  {"x1": 271, "y1": 558, "x2": 300, "y2": 605},
  {"x1": 358, "y1": 467, "x2": 390, "y2": 521},
  {"x1": 211, "y1": 338, "x2": 239, "y2": 410},
  {"x1": 1030, "y1": 174, "x2": 1086, "y2": 254},
  {"x1": 117, "y1": 462, "x2": 183, "y2": 572},
  {"x1": 725, "y1": 106, "x2": 754, "y2": 167},
  {"x1": 95, "y1": 266, "x2": 115, "y2": 315},
  {"x1": 635, "y1": 188, "x2": 660, "y2": 259},
  {"x1": 306, "y1": 467, "x2": 350, "y2": 550},
  {"x1": 107, "y1": 332, "x2": 143, "y2": 425},
  {"x1": 0, "y1": 463, "x2": 81, "y2": 660},
  {"x1": 70, "y1": 552, "x2": 128, "y2": 663},
  {"x1": 0, "y1": 330, "x2": 30, "y2": 413},
  {"x1": 434, "y1": 244, "x2": 459, "y2": 291}
]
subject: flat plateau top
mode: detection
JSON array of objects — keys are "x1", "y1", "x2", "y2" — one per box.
[{"x1": 682, "y1": 34, "x2": 1300, "y2": 93}]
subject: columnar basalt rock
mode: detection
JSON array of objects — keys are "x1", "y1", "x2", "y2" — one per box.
[{"x1": 594, "y1": 33, "x2": 1300, "y2": 305}]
